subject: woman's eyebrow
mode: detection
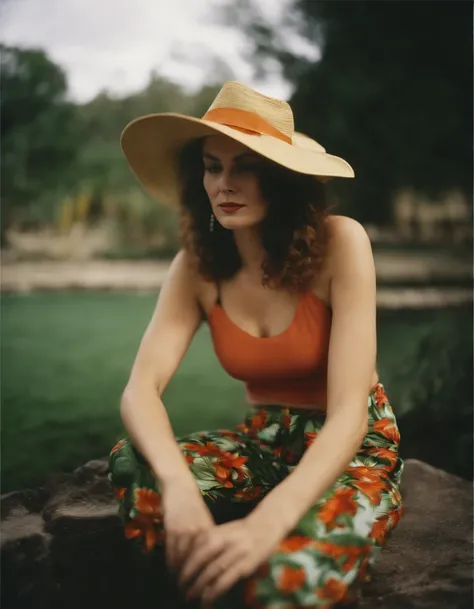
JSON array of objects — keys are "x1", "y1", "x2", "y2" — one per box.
[{"x1": 203, "y1": 152, "x2": 220, "y2": 161}]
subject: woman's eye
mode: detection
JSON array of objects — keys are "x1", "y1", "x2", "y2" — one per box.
[{"x1": 204, "y1": 164, "x2": 221, "y2": 174}]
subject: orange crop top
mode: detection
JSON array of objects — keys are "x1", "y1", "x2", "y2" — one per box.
[{"x1": 208, "y1": 291, "x2": 332, "y2": 407}]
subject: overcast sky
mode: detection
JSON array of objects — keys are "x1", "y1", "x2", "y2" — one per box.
[{"x1": 1, "y1": 0, "x2": 317, "y2": 103}]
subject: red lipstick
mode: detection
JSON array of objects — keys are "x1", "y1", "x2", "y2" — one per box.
[{"x1": 218, "y1": 203, "x2": 245, "y2": 214}]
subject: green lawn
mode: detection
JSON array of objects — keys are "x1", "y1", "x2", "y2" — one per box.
[{"x1": 1, "y1": 292, "x2": 470, "y2": 493}]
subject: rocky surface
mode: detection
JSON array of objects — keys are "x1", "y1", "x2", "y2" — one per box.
[{"x1": 1, "y1": 459, "x2": 472, "y2": 609}]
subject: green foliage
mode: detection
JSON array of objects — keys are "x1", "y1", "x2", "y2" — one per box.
[
  {"x1": 1, "y1": 45, "x2": 83, "y2": 234},
  {"x1": 5, "y1": 4, "x2": 472, "y2": 244},
  {"x1": 108, "y1": 189, "x2": 180, "y2": 258},
  {"x1": 69, "y1": 76, "x2": 222, "y2": 256},
  {"x1": 397, "y1": 308, "x2": 473, "y2": 480},
  {"x1": 224, "y1": 1, "x2": 473, "y2": 224},
  {"x1": 73, "y1": 75, "x2": 222, "y2": 204},
  {"x1": 2, "y1": 47, "x2": 223, "y2": 249}
]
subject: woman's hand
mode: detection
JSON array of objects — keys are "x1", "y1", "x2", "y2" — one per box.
[
  {"x1": 161, "y1": 478, "x2": 215, "y2": 573},
  {"x1": 179, "y1": 504, "x2": 289, "y2": 603}
]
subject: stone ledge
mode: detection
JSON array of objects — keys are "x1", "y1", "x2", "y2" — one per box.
[{"x1": 1, "y1": 459, "x2": 472, "y2": 609}]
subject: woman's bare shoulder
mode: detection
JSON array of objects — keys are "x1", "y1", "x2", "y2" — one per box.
[
  {"x1": 325, "y1": 215, "x2": 374, "y2": 279},
  {"x1": 169, "y1": 249, "x2": 216, "y2": 312},
  {"x1": 326, "y1": 214, "x2": 370, "y2": 243},
  {"x1": 313, "y1": 215, "x2": 373, "y2": 304},
  {"x1": 168, "y1": 248, "x2": 194, "y2": 275},
  {"x1": 167, "y1": 249, "x2": 201, "y2": 285},
  {"x1": 325, "y1": 215, "x2": 372, "y2": 260}
]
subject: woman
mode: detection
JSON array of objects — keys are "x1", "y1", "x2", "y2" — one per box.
[{"x1": 109, "y1": 81, "x2": 404, "y2": 608}]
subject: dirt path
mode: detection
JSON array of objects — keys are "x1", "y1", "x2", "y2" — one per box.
[
  {"x1": 1, "y1": 256, "x2": 472, "y2": 309},
  {"x1": 1, "y1": 260, "x2": 170, "y2": 292}
]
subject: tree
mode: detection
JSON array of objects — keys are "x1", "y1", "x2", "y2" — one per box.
[
  {"x1": 220, "y1": 0, "x2": 473, "y2": 224},
  {"x1": 1, "y1": 45, "x2": 82, "y2": 238},
  {"x1": 75, "y1": 73, "x2": 223, "y2": 196}
]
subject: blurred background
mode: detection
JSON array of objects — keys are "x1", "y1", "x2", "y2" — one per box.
[{"x1": 1, "y1": 0, "x2": 472, "y2": 494}]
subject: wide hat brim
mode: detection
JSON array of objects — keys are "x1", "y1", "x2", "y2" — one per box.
[{"x1": 121, "y1": 113, "x2": 355, "y2": 207}]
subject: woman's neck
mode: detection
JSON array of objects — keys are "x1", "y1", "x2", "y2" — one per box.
[{"x1": 233, "y1": 226, "x2": 266, "y2": 279}]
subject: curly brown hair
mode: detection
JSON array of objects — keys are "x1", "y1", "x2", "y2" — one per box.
[{"x1": 178, "y1": 138, "x2": 332, "y2": 293}]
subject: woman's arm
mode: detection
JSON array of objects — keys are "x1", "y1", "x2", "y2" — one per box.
[
  {"x1": 249, "y1": 216, "x2": 377, "y2": 530},
  {"x1": 120, "y1": 249, "x2": 203, "y2": 489}
]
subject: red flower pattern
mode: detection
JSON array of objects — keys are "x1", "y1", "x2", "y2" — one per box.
[
  {"x1": 318, "y1": 488, "x2": 358, "y2": 529},
  {"x1": 373, "y1": 418, "x2": 400, "y2": 444},
  {"x1": 373, "y1": 384, "x2": 387, "y2": 407}
]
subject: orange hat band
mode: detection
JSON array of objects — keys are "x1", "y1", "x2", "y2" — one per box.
[{"x1": 202, "y1": 107, "x2": 292, "y2": 144}]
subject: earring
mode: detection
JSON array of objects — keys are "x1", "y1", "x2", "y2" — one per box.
[{"x1": 209, "y1": 213, "x2": 215, "y2": 232}]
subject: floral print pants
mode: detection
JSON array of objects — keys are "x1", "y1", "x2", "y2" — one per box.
[{"x1": 108, "y1": 383, "x2": 404, "y2": 608}]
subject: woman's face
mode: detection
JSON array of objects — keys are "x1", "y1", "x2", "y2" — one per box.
[{"x1": 202, "y1": 135, "x2": 269, "y2": 230}]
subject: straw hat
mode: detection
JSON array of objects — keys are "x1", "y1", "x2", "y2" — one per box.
[
  {"x1": 291, "y1": 131, "x2": 327, "y2": 153},
  {"x1": 121, "y1": 81, "x2": 354, "y2": 207}
]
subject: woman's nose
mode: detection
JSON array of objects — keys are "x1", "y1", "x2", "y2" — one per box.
[{"x1": 218, "y1": 168, "x2": 236, "y2": 191}]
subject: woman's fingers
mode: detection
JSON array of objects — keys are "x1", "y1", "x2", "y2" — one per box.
[
  {"x1": 186, "y1": 545, "x2": 243, "y2": 600},
  {"x1": 202, "y1": 557, "x2": 251, "y2": 602},
  {"x1": 166, "y1": 528, "x2": 200, "y2": 572},
  {"x1": 179, "y1": 532, "x2": 223, "y2": 587}
]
